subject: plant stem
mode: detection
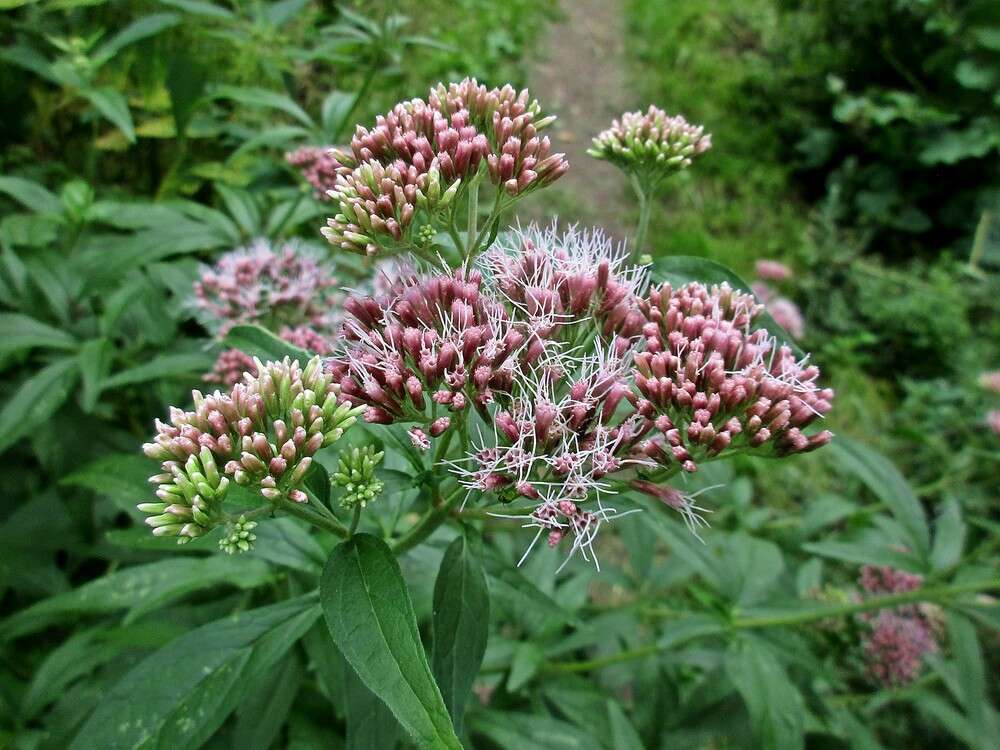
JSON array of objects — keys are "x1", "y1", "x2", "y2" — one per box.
[
  {"x1": 465, "y1": 178, "x2": 479, "y2": 259},
  {"x1": 275, "y1": 496, "x2": 349, "y2": 538},
  {"x1": 630, "y1": 173, "x2": 651, "y2": 261},
  {"x1": 547, "y1": 578, "x2": 999, "y2": 674},
  {"x1": 348, "y1": 504, "x2": 362, "y2": 536},
  {"x1": 390, "y1": 487, "x2": 464, "y2": 555}
]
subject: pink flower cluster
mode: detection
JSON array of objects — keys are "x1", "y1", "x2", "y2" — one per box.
[
  {"x1": 285, "y1": 146, "x2": 343, "y2": 197},
  {"x1": 858, "y1": 565, "x2": 939, "y2": 687},
  {"x1": 752, "y1": 277, "x2": 805, "y2": 340},
  {"x1": 322, "y1": 79, "x2": 568, "y2": 256},
  {"x1": 754, "y1": 259, "x2": 793, "y2": 282},
  {"x1": 322, "y1": 224, "x2": 834, "y2": 563},
  {"x1": 194, "y1": 240, "x2": 342, "y2": 385}
]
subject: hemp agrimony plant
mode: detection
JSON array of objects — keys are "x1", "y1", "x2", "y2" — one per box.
[{"x1": 123, "y1": 78, "x2": 842, "y2": 748}]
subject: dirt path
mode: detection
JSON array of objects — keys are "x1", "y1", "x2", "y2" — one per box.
[{"x1": 526, "y1": 0, "x2": 632, "y2": 239}]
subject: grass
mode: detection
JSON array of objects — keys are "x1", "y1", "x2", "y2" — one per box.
[{"x1": 625, "y1": 0, "x2": 808, "y2": 277}]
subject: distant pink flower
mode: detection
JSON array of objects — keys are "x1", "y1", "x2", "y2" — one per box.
[
  {"x1": 857, "y1": 565, "x2": 938, "y2": 688},
  {"x1": 768, "y1": 297, "x2": 805, "y2": 339},
  {"x1": 979, "y1": 371, "x2": 1000, "y2": 393},
  {"x1": 987, "y1": 410, "x2": 1000, "y2": 436},
  {"x1": 755, "y1": 259, "x2": 793, "y2": 281},
  {"x1": 863, "y1": 611, "x2": 938, "y2": 687},
  {"x1": 205, "y1": 348, "x2": 256, "y2": 386},
  {"x1": 193, "y1": 239, "x2": 341, "y2": 337},
  {"x1": 278, "y1": 325, "x2": 335, "y2": 355},
  {"x1": 286, "y1": 146, "x2": 342, "y2": 197}
]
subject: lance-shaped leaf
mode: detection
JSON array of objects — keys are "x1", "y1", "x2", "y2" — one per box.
[
  {"x1": 320, "y1": 533, "x2": 463, "y2": 750},
  {"x1": 432, "y1": 530, "x2": 490, "y2": 734},
  {"x1": 69, "y1": 596, "x2": 319, "y2": 750}
]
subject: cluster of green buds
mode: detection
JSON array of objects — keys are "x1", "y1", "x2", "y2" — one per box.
[
  {"x1": 139, "y1": 446, "x2": 229, "y2": 542},
  {"x1": 140, "y1": 356, "x2": 364, "y2": 543},
  {"x1": 332, "y1": 446, "x2": 385, "y2": 510},
  {"x1": 588, "y1": 105, "x2": 711, "y2": 188},
  {"x1": 219, "y1": 515, "x2": 258, "y2": 555}
]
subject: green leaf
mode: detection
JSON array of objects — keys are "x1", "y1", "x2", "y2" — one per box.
[
  {"x1": 0, "y1": 313, "x2": 78, "y2": 355},
  {"x1": 210, "y1": 85, "x2": 315, "y2": 127},
  {"x1": 468, "y1": 710, "x2": 605, "y2": 750},
  {"x1": 507, "y1": 641, "x2": 543, "y2": 692},
  {"x1": 719, "y1": 533, "x2": 785, "y2": 606},
  {"x1": 215, "y1": 183, "x2": 261, "y2": 236},
  {"x1": 930, "y1": 498, "x2": 966, "y2": 571},
  {"x1": 432, "y1": 530, "x2": 490, "y2": 733},
  {"x1": 0, "y1": 176, "x2": 63, "y2": 215},
  {"x1": 345, "y1": 656, "x2": 402, "y2": 750},
  {"x1": 0, "y1": 357, "x2": 79, "y2": 456},
  {"x1": 69, "y1": 596, "x2": 319, "y2": 750},
  {"x1": 320, "y1": 533, "x2": 463, "y2": 750},
  {"x1": 158, "y1": 0, "x2": 236, "y2": 20},
  {"x1": 91, "y1": 13, "x2": 181, "y2": 69},
  {"x1": 22, "y1": 622, "x2": 184, "y2": 719},
  {"x1": 606, "y1": 700, "x2": 644, "y2": 750},
  {"x1": 232, "y1": 653, "x2": 304, "y2": 750},
  {"x1": 77, "y1": 337, "x2": 113, "y2": 411},
  {"x1": 62, "y1": 453, "x2": 162, "y2": 515},
  {"x1": 224, "y1": 323, "x2": 310, "y2": 362},
  {"x1": 725, "y1": 637, "x2": 804, "y2": 750},
  {"x1": 801, "y1": 540, "x2": 922, "y2": 570},
  {"x1": 0, "y1": 556, "x2": 274, "y2": 640},
  {"x1": 249, "y1": 517, "x2": 326, "y2": 573},
  {"x1": 81, "y1": 87, "x2": 136, "y2": 143},
  {"x1": 828, "y1": 437, "x2": 929, "y2": 559},
  {"x1": 102, "y1": 351, "x2": 213, "y2": 389},
  {"x1": 654, "y1": 255, "x2": 805, "y2": 357}
]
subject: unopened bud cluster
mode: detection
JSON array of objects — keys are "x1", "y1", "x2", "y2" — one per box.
[
  {"x1": 286, "y1": 146, "x2": 343, "y2": 197},
  {"x1": 332, "y1": 446, "x2": 385, "y2": 509},
  {"x1": 219, "y1": 515, "x2": 258, "y2": 554},
  {"x1": 588, "y1": 105, "x2": 711, "y2": 185},
  {"x1": 140, "y1": 356, "x2": 362, "y2": 543},
  {"x1": 322, "y1": 78, "x2": 567, "y2": 256}
]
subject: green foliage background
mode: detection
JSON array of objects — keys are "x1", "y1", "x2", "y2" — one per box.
[{"x1": 0, "y1": 1, "x2": 997, "y2": 749}]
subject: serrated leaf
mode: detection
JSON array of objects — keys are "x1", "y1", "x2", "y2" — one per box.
[
  {"x1": 801, "y1": 540, "x2": 922, "y2": 570},
  {"x1": 211, "y1": 85, "x2": 314, "y2": 127},
  {"x1": 468, "y1": 710, "x2": 604, "y2": 750},
  {"x1": 215, "y1": 183, "x2": 260, "y2": 236},
  {"x1": 0, "y1": 357, "x2": 79, "y2": 456},
  {"x1": 232, "y1": 652, "x2": 303, "y2": 750},
  {"x1": 0, "y1": 176, "x2": 63, "y2": 215},
  {"x1": 22, "y1": 622, "x2": 184, "y2": 719},
  {"x1": 828, "y1": 437, "x2": 929, "y2": 559},
  {"x1": 102, "y1": 351, "x2": 213, "y2": 389},
  {"x1": 320, "y1": 533, "x2": 463, "y2": 750},
  {"x1": 930, "y1": 498, "x2": 966, "y2": 571},
  {"x1": 77, "y1": 337, "x2": 113, "y2": 411},
  {"x1": 91, "y1": 13, "x2": 181, "y2": 69},
  {"x1": 432, "y1": 530, "x2": 489, "y2": 733},
  {"x1": 726, "y1": 637, "x2": 804, "y2": 750},
  {"x1": 224, "y1": 323, "x2": 310, "y2": 362},
  {"x1": 69, "y1": 596, "x2": 318, "y2": 750},
  {"x1": 63, "y1": 453, "x2": 162, "y2": 515},
  {"x1": 0, "y1": 313, "x2": 78, "y2": 355},
  {"x1": 81, "y1": 87, "x2": 136, "y2": 143},
  {"x1": 0, "y1": 556, "x2": 274, "y2": 640},
  {"x1": 345, "y1": 656, "x2": 401, "y2": 750},
  {"x1": 606, "y1": 700, "x2": 644, "y2": 750}
]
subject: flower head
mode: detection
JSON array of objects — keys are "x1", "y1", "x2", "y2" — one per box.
[
  {"x1": 634, "y1": 281, "x2": 833, "y2": 471},
  {"x1": 987, "y1": 409, "x2": 1000, "y2": 436},
  {"x1": 588, "y1": 106, "x2": 711, "y2": 186},
  {"x1": 979, "y1": 371, "x2": 1000, "y2": 393},
  {"x1": 141, "y1": 357, "x2": 363, "y2": 542},
  {"x1": 286, "y1": 146, "x2": 343, "y2": 197},
  {"x1": 193, "y1": 239, "x2": 341, "y2": 337},
  {"x1": 768, "y1": 297, "x2": 805, "y2": 339},
  {"x1": 322, "y1": 79, "x2": 566, "y2": 257}
]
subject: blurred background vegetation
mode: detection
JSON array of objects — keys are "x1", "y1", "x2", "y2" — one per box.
[{"x1": 0, "y1": 1, "x2": 997, "y2": 748}]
